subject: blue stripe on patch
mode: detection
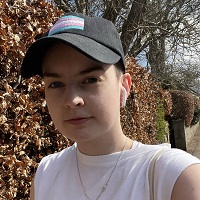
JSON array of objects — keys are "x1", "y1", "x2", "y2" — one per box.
[
  {"x1": 48, "y1": 15, "x2": 84, "y2": 36},
  {"x1": 49, "y1": 26, "x2": 84, "y2": 36}
]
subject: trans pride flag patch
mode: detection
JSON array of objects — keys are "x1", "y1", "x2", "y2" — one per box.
[{"x1": 48, "y1": 15, "x2": 84, "y2": 36}]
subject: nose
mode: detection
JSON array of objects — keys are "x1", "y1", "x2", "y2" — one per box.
[{"x1": 64, "y1": 90, "x2": 84, "y2": 109}]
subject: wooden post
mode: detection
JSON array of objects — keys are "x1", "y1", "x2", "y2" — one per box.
[{"x1": 172, "y1": 120, "x2": 186, "y2": 151}]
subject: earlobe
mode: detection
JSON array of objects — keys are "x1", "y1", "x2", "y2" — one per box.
[{"x1": 122, "y1": 86, "x2": 127, "y2": 107}]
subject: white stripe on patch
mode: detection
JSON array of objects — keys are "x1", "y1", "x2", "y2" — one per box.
[{"x1": 49, "y1": 15, "x2": 84, "y2": 36}]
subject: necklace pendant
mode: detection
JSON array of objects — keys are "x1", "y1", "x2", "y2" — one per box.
[{"x1": 102, "y1": 184, "x2": 107, "y2": 192}]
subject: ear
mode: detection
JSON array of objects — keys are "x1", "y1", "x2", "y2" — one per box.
[
  {"x1": 120, "y1": 73, "x2": 132, "y2": 107},
  {"x1": 121, "y1": 73, "x2": 132, "y2": 96}
]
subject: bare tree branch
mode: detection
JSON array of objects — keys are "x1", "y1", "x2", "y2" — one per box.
[
  {"x1": 53, "y1": 0, "x2": 75, "y2": 12},
  {"x1": 120, "y1": 0, "x2": 147, "y2": 54},
  {"x1": 102, "y1": 0, "x2": 126, "y2": 23}
]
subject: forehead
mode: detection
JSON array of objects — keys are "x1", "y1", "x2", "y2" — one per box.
[{"x1": 42, "y1": 42, "x2": 115, "y2": 77}]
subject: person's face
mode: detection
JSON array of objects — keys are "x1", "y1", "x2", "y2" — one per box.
[{"x1": 42, "y1": 42, "x2": 125, "y2": 143}]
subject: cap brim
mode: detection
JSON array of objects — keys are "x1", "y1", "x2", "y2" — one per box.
[{"x1": 21, "y1": 33, "x2": 121, "y2": 78}]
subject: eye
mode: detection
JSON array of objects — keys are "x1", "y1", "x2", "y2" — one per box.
[
  {"x1": 48, "y1": 81, "x2": 64, "y2": 88},
  {"x1": 83, "y1": 77, "x2": 101, "y2": 84}
]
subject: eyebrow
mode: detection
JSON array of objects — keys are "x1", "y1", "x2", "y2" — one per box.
[
  {"x1": 43, "y1": 72, "x2": 61, "y2": 78},
  {"x1": 43, "y1": 65, "x2": 106, "y2": 78},
  {"x1": 78, "y1": 65, "x2": 106, "y2": 75}
]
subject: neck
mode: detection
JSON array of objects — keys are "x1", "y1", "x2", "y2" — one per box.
[{"x1": 77, "y1": 133, "x2": 133, "y2": 156}]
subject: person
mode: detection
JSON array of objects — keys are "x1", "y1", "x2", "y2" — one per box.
[{"x1": 21, "y1": 12, "x2": 200, "y2": 200}]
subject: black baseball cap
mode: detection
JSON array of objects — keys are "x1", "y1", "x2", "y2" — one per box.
[{"x1": 21, "y1": 12, "x2": 125, "y2": 78}]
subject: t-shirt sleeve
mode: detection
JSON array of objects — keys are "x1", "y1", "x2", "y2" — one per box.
[{"x1": 153, "y1": 148, "x2": 200, "y2": 200}]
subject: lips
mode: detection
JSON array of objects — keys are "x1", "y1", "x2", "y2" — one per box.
[{"x1": 65, "y1": 117, "x2": 91, "y2": 125}]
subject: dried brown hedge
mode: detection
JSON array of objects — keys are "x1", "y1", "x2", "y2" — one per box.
[
  {"x1": 0, "y1": 1, "x2": 66, "y2": 199},
  {"x1": 0, "y1": 1, "x2": 172, "y2": 199},
  {"x1": 170, "y1": 90, "x2": 195, "y2": 127},
  {"x1": 122, "y1": 57, "x2": 172, "y2": 144},
  {"x1": 0, "y1": 78, "x2": 70, "y2": 199},
  {"x1": 194, "y1": 97, "x2": 200, "y2": 109},
  {"x1": 0, "y1": 0, "x2": 63, "y2": 82}
]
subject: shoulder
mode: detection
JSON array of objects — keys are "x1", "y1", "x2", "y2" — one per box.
[
  {"x1": 40, "y1": 144, "x2": 75, "y2": 166},
  {"x1": 136, "y1": 142, "x2": 200, "y2": 199},
  {"x1": 171, "y1": 163, "x2": 200, "y2": 200},
  {"x1": 33, "y1": 144, "x2": 76, "y2": 196},
  {"x1": 133, "y1": 141, "x2": 200, "y2": 168},
  {"x1": 153, "y1": 147, "x2": 200, "y2": 199},
  {"x1": 156, "y1": 147, "x2": 200, "y2": 171},
  {"x1": 35, "y1": 144, "x2": 76, "y2": 176}
]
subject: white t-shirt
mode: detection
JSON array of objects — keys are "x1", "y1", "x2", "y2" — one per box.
[{"x1": 34, "y1": 141, "x2": 200, "y2": 200}]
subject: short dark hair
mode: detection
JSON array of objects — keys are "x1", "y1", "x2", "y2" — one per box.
[{"x1": 114, "y1": 61, "x2": 124, "y2": 78}]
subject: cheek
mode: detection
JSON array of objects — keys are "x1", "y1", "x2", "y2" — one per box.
[
  {"x1": 45, "y1": 93, "x2": 53, "y2": 110},
  {"x1": 46, "y1": 100, "x2": 63, "y2": 131},
  {"x1": 45, "y1": 94, "x2": 60, "y2": 118},
  {"x1": 89, "y1": 90, "x2": 121, "y2": 120}
]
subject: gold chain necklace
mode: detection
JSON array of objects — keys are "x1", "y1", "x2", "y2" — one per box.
[{"x1": 76, "y1": 137, "x2": 128, "y2": 200}]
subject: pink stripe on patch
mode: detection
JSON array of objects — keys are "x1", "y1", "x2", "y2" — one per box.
[
  {"x1": 50, "y1": 20, "x2": 84, "y2": 33},
  {"x1": 49, "y1": 16, "x2": 84, "y2": 35}
]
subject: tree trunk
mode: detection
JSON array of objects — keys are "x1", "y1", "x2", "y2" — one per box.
[{"x1": 148, "y1": 36, "x2": 166, "y2": 79}]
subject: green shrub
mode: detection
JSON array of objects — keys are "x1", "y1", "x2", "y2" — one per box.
[{"x1": 155, "y1": 99, "x2": 169, "y2": 143}]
